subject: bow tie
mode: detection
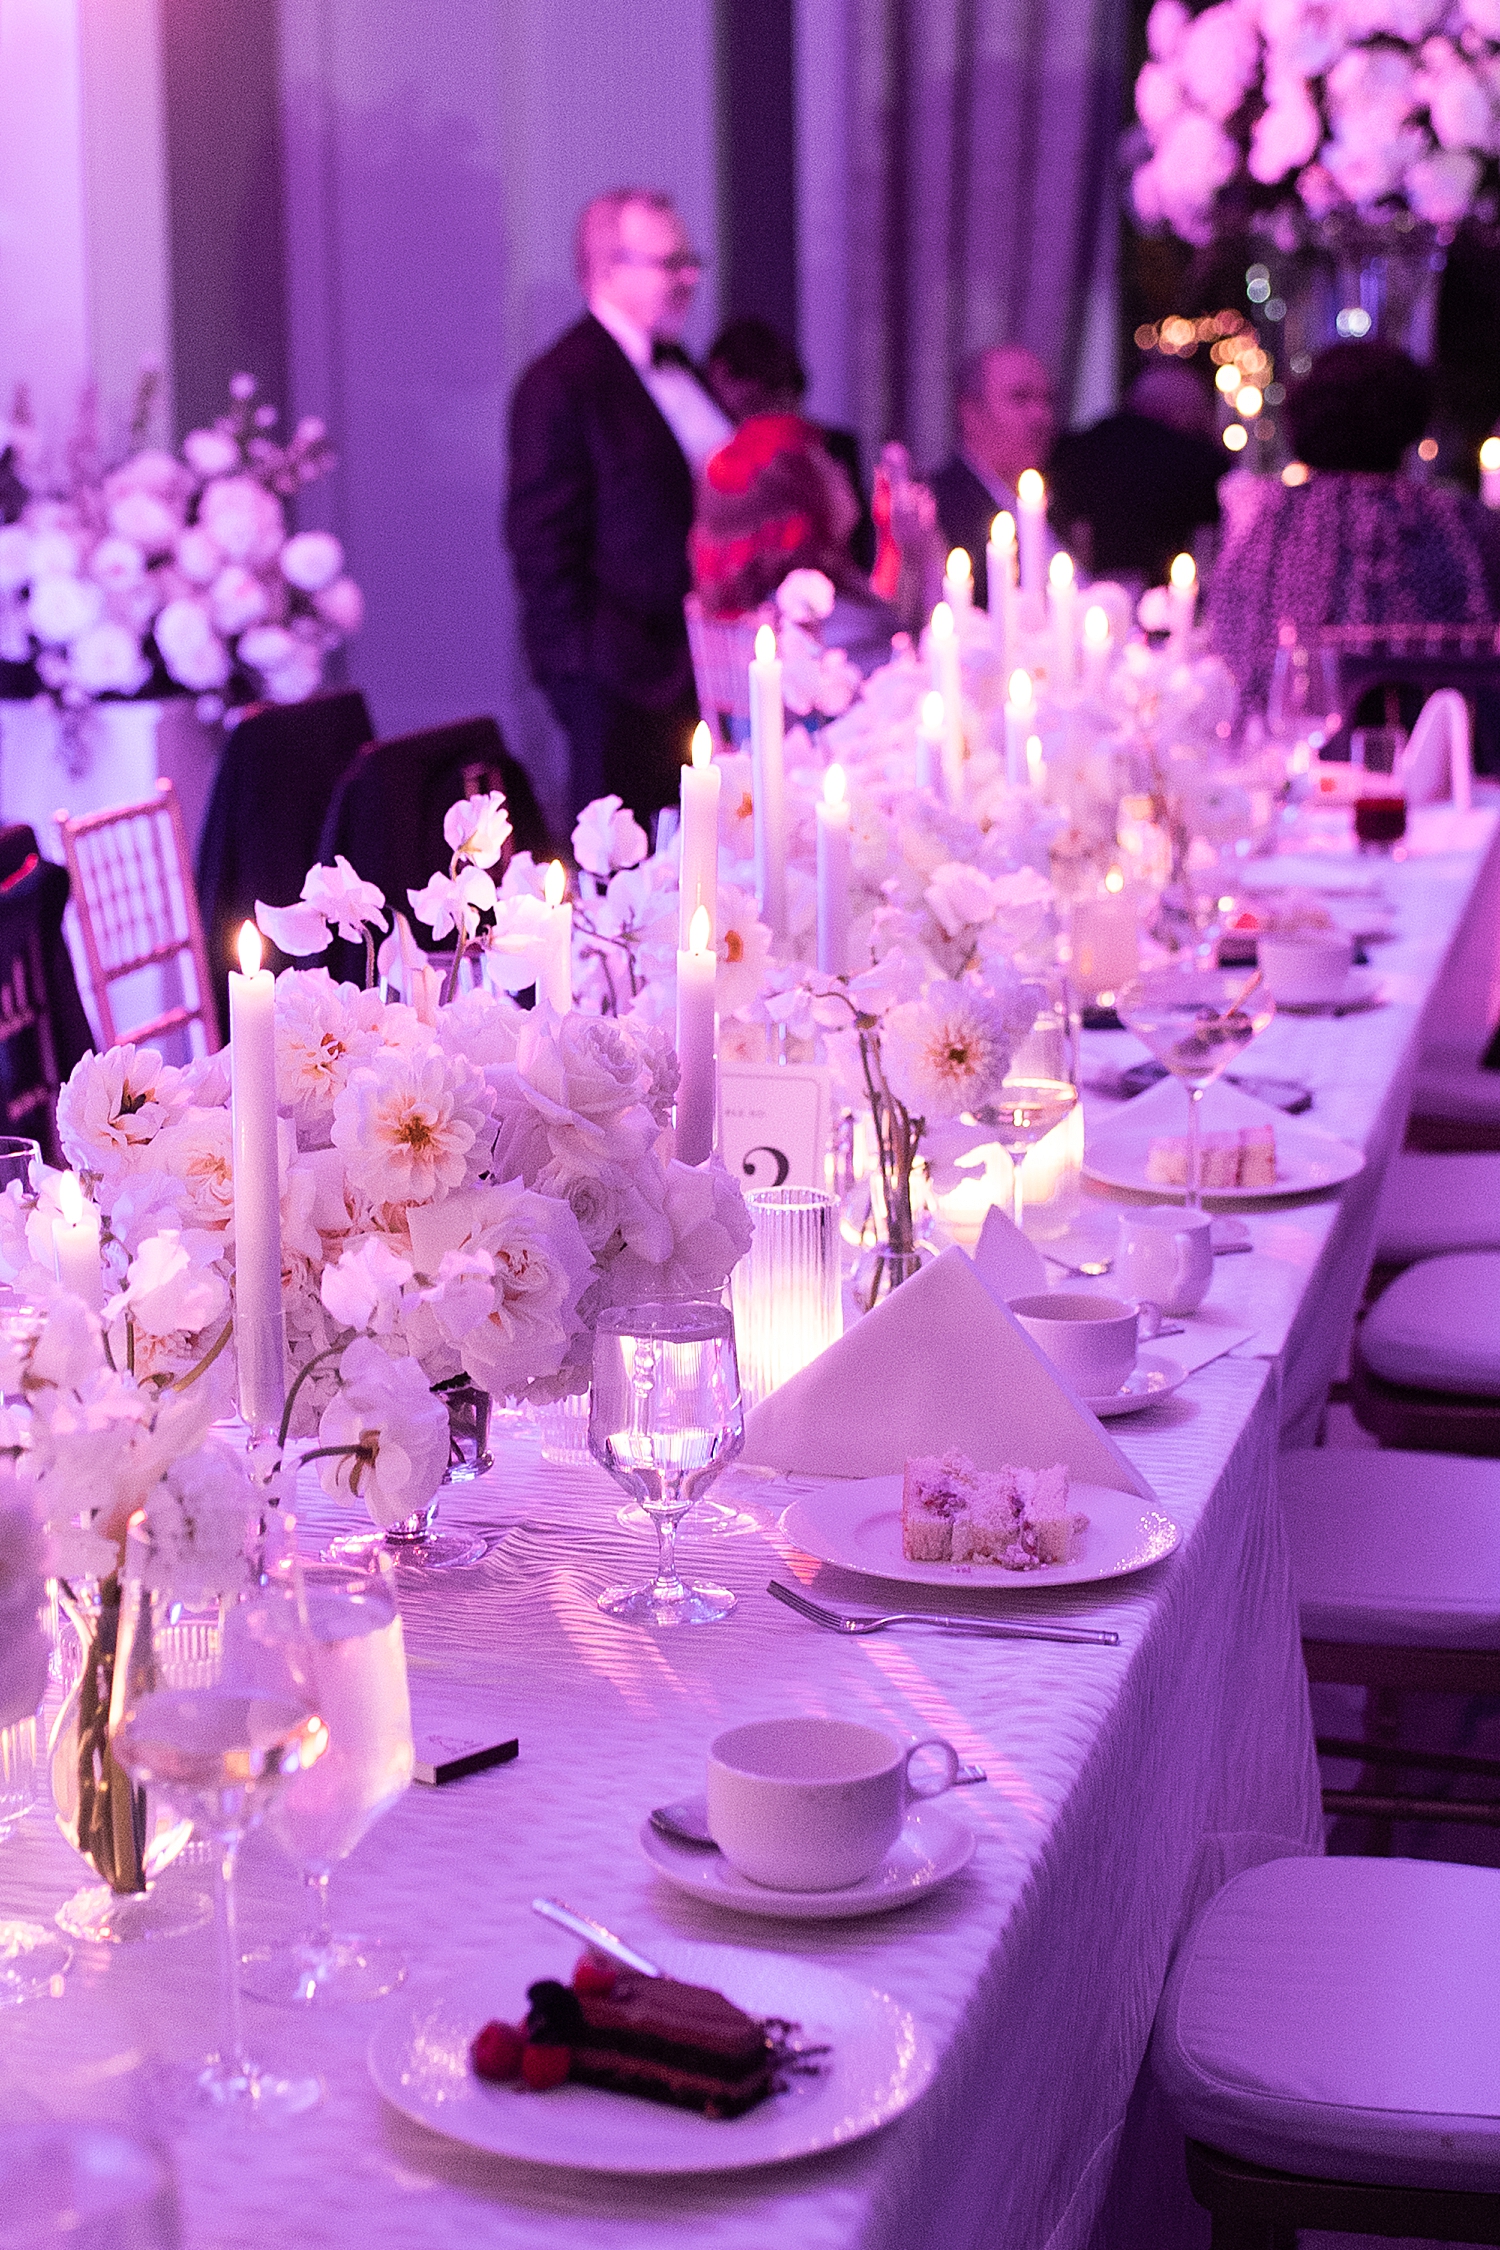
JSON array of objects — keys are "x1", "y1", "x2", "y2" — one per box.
[{"x1": 651, "y1": 339, "x2": 693, "y2": 371}]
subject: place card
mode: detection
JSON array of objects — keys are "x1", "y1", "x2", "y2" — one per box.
[{"x1": 719, "y1": 1064, "x2": 831, "y2": 1192}]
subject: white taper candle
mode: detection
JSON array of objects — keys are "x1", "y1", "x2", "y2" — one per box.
[
  {"x1": 229, "y1": 921, "x2": 286, "y2": 1430},
  {"x1": 540, "y1": 859, "x2": 573, "y2": 1012},
  {"x1": 675, "y1": 904, "x2": 718, "y2": 1167},
  {"x1": 52, "y1": 1171, "x2": 102, "y2": 1310},
  {"x1": 748, "y1": 624, "x2": 787, "y2": 939},
  {"x1": 678, "y1": 722, "x2": 721, "y2": 948},
  {"x1": 816, "y1": 763, "x2": 852, "y2": 977}
]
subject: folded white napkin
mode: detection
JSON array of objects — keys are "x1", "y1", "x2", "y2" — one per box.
[
  {"x1": 971, "y1": 1205, "x2": 1047, "y2": 1300},
  {"x1": 740, "y1": 1245, "x2": 1153, "y2": 1495},
  {"x1": 1400, "y1": 688, "x2": 1472, "y2": 813}
]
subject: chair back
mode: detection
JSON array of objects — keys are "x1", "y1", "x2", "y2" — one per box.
[
  {"x1": 684, "y1": 595, "x2": 773, "y2": 744},
  {"x1": 1315, "y1": 621, "x2": 1500, "y2": 776},
  {"x1": 56, "y1": 781, "x2": 218, "y2": 1058},
  {"x1": 0, "y1": 854, "x2": 75, "y2": 1164},
  {"x1": 317, "y1": 715, "x2": 551, "y2": 974}
]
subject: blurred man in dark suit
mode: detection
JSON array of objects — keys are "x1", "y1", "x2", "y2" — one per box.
[
  {"x1": 929, "y1": 346, "x2": 1057, "y2": 608},
  {"x1": 1048, "y1": 360, "x2": 1227, "y2": 592},
  {"x1": 506, "y1": 188, "x2": 730, "y2": 824}
]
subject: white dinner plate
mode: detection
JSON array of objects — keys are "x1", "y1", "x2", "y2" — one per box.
[
  {"x1": 368, "y1": 1937, "x2": 935, "y2": 2175},
  {"x1": 1084, "y1": 1104, "x2": 1365, "y2": 1205},
  {"x1": 1083, "y1": 1350, "x2": 1189, "y2": 1418},
  {"x1": 779, "y1": 1477, "x2": 1180, "y2": 1591},
  {"x1": 639, "y1": 1801, "x2": 976, "y2": 1922},
  {"x1": 1270, "y1": 968, "x2": 1385, "y2": 1017}
]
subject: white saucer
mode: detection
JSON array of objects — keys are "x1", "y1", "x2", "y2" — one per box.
[
  {"x1": 1270, "y1": 968, "x2": 1384, "y2": 1016},
  {"x1": 639, "y1": 1800, "x2": 975, "y2": 1921},
  {"x1": 1083, "y1": 1349, "x2": 1189, "y2": 1418}
]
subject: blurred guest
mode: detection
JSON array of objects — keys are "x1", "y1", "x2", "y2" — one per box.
[
  {"x1": 506, "y1": 188, "x2": 730, "y2": 825},
  {"x1": 1207, "y1": 342, "x2": 1500, "y2": 711},
  {"x1": 705, "y1": 316, "x2": 875, "y2": 569},
  {"x1": 690, "y1": 414, "x2": 942, "y2": 664},
  {"x1": 1048, "y1": 360, "x2": 1226, "y2": 590},
  {"x1": 929, "y1": 346, "x2": 1057, "y2": 607}
]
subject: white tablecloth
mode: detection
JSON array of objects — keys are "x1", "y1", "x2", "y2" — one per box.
[{"x1": 4, "y1": 801, "x2": 1497, "y2": 2250}]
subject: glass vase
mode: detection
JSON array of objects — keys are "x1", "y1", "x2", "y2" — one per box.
[{"x1": 1254, "y1": 214, "x2": 1447, "y2": 369}]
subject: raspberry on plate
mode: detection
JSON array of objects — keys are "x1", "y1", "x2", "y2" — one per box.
[
  {"x1": 521, "y1": 2042, "x2": 571, "y2": 2091},
  {"x1": 470, "y1": 2020, "x2": 525, "y2": 2082}
]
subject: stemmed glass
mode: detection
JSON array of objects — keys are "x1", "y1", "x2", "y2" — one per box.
[
  {"x1": 986, "y1": 986, "x2": 1079, "y2": 1232},
  {"x1": 110, "y1": 1511, "x2": 329, "y2": 2116},
  {"x1": 1117, "y1": 964, "x2": 1276, "y2": 1209},
  {"x1": 1267, "y1": 631, "x2": 1343, "y2": 776},
  {"x1": 0, "y1": 1709, "x2": 72, "y2": 2005},
  {"x1": 588, "y1": 1301, "x2": 745, "y2": 1627},
  {"x1": 242, "y1": 1550, "x2": 414, "y2": 2005}
]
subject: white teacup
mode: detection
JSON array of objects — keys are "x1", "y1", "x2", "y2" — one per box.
[
  {"x1": 1115, "y1": 1205, "x2": 1213, "y2": 1316},
  {"x1": 1009, "y1": 1290, "x2": 1142, "y2": 1397},
  {"x1": 1257, "y1": 931, "x2": 1355, "y2": 1006},
  {"x1": 706, "y1": 1717, "x2": 960, "y2": 1892}
]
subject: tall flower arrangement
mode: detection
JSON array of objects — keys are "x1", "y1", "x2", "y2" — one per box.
[
  {"x1": 0, "y1": 372, "x2": 362, "y2": 714},
  {"x1": 1132, "y1": 0, "x2": 1500, "y2": 245}
]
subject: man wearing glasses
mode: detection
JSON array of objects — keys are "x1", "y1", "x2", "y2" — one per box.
[{"x1": 507, "y1": 189, "x2": 729, "y2": 826}]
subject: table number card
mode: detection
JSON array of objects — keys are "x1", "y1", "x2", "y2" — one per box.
[{"x1": 719, "y1": 1065, "x2": 831, "y2": 1192}]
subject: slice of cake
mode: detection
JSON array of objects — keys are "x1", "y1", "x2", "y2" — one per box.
[
  {"x1": 1024, "y1": 1462, "x2": 1086, "y2": 1566},
  {"x1": 471, "y1": 1954, "x2": 788, "y2": 2118},
  {"x1": 902, "y1": 1451, "x2": 980, "y2": 1562},
  {"x1": 1145, "y1": 1123, "x2": 1277, "y2": 1189},
  {"x1": 949, "y1": 1467, "x2": 1022, "y2": 1562},
  {"x1": 1238, "y1": 1121, "x2": 1276, "y2": 1188},
  {"x1": 902, "y1": 1451, "x2": 1082, "y2": 1569}
]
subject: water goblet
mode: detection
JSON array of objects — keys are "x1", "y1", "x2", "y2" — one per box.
[
  {"x1": 110, "y1": 1510, "x2": 329, "y2": 2117},
  {"x1": 589, "y1": 1301, "x2": 745, "y2": 1628},
  {"x1": 1267, "y1": 632, "x2": 1343, "y2": 774},
  {"x1": 1117, "y1": 963, "x2": 1276, "y2": 1210},
  {"x1": 987, "y1": 1080, "x2": 1079, "y2": 1233},
  {"x1": 241, "y1": 1549, "x2": 414, "y2": 2005}
]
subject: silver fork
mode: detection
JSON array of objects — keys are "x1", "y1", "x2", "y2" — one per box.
[{"x1": 767, "y1": 1580, "x2": 1119, "y2": 1646}]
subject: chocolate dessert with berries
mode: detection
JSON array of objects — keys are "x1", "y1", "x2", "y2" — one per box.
[{"x1": 470, "y1": 1951, "x2": 801, "y2": 2118}]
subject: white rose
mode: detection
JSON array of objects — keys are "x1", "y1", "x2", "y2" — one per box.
[
  {"x1": 1132, "y1": 155, "x2": 1166, "y2": 226},
  {"x1": 1153, "y1": 110, "x2": 1238, "y2": 239},
  {"x1": 1250, "y1": 77, "x2": 1322, "y2": 182},
  {"x1": 28, "y1": 575, "x2": 103, "y2": 646},
  {"x1": 68, "y1": 621, "x2": 150, "y2": 697},
  {"x1": 280, "y1": 530, "x2": 344, "y2": 592},
  {"x1": 29, "y1": 528, "x2": 80, "y2": 578},
  {"x1": 106, "y1": 491, "x2": 180, "y2": 555},
  {"x1": 182, "y1": 427, "x2": 240, "y2": 478},
  {"x1": 88, "y1": 537, "x2": 146, "y2": 594},
  {"x1": 1262, "y1": 0, "x2": 1343, "y2": 77},
  {"x1": 237, "y1": 623, "x2": 295, "y2": 672},
  {"x1": 1406, "y1": 144, "x2": 1482, "y2": 219},
  {"x1": 1179, "y1": 3, "x2": 1260, "y2": 121},
  {"x1": 1327, "y1": 46, "x2": 1418, "y2": 131},
  {"x1": 155, "y1": 597, "x2": 230, "y2": 691},
  {"x1": 197, "y1": 475, "x2": 285, "y2": 566},
  {"x1": 313, "y1": 576, "x2": 363, "y2": 636},
  {"x1": 1461, "y1": 0, "x2": 1500, "y2": 34},
  {"x1": 1147, "y1": 0, "x2": 1190, "y2": 61},
  {"x1": 261, "y1": 651, "x2": 325, "y2": 703},
  {"x1": 1344, "y1": 0, "x2": 1446, "y2": 34},
  {"x1": 207, "y1": 563, "x2": 270, "y2": 636},
  {"x1": 1136, "y1": 60, "x2": 1185, "y2": 142},
  {"x1": 174, "y1": 526, "x2": 222, "y2": 585},
  {"x1": 1425, "y1": 59, "x2": 1495, "y2": 152},
  {"x1": 1323, "y1": 123, "x2": 1426, "y2": 205}
]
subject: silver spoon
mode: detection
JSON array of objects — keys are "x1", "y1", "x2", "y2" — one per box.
[
  {"x1": 532, "y1": 1894, "x2": 662, "y2": 1976},
  {"x1": 1043, "y1": 1251, "x2": 1114, "y2": 1278}
]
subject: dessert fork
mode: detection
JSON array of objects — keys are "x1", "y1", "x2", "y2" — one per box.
[{"x1": 767, "y1": 1580, "x2": 1119, "y2": 1646}]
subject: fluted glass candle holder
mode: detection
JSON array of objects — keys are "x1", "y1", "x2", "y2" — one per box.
[{"x1": 732, "y1": 1187, "x2": 841, "y2": 1409}]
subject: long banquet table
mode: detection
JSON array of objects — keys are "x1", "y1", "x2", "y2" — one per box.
[{"x1": 3, "y1": 803, "x2": 1498, "y2": 2250}]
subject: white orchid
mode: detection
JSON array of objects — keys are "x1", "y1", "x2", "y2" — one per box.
[
  {"x1": 408, "y1": 863, "x2": 497, "y2": 944},
  {"x1": 313, "y1": 1338, "x2": 450, "y2": 1528},
  {"x1": 257, "y1": 856, "x2": 388, "y2": 960},
  {"x1": 443, "y1": 791, "x2": 512, "y2": 869},
  {"x1": 572, "y1": 794, "x2": 649, "y2": 878}
]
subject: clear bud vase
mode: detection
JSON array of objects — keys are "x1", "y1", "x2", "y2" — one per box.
[{"x1": 851, "y1": 1042, "x2": 931, "y2": 1315}]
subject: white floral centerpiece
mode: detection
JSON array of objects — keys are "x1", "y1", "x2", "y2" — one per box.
[
  {"x1": 1131, "y1": 0, "x2": 1500, "y2": 244},
  {"x1": 0, "y1": 371, "x2": 361, "y2": 716}
]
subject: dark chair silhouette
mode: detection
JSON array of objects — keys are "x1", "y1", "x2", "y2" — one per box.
[
  {"x1": 0, "y1": 831, "x2": 93, "y2": 1166},
  {"x1": 316, "y1": 716, "x2": 550, "y2": 978},
  {"x1": 1319, "y1": 620, "x2": 1500, "y2": 774},
  {"x1": 195, "y1": 688, "x2": 373, "y2": 1039}
]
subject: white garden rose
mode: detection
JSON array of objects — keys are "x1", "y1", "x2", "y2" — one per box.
[
  {"x1": 57, "y1": 1044, "x2": 187, "y2": 1172},
  {"x1": 1250, "y1": 76, "x2": 1323, "y2": 182},
  {"x1": 174, "y1": 526, "x2": 222, "y2": 584},
  {"x1": 881, "y1": 981, "x2": 1016, "y2": 1122},
  {"x1": 260, "y1": 648, "x2": 325, "y2": 704},
  {"x1": 198, "y1": 474, "x2": 285, "y2": 566},
  {"x1": 1424, "y1": 57, "x2": 1495, "y2": 152},
  {"x1": 29, "y1": 575, "x2": 103, "y2": 646},
  {"x1": 1261, "y1": 0, "x2": 1344, "y2": 78},
  {"x1": 154, "y1": 597, "x2": 230, "y2": 691},
  {"x1": 1323, "y1": 122, "x2": 1427, "y2": 204},
  {"x1": 182, "y1": 427, "x2": 241, "y2": 478},
  {"x1": 1136, "y1": 59, "x2": 1185, "y2": 142},
  {"x1": 236, "y1": 623, "x2": 295, "y2": 673},
  {"x1": 208, "y1": 563, "x2": 270, "y2": 636},
  {"x1": 1178, "y1": 3, "x2": 1260, "y2": 121},
  {"x1": 1406, "y1": 144, "x2": 1483, "y2": 218},
  {"x1": 1146, "y1": 0, "x2": 1190, "y2": 61},
  {"x1": 313, "y1": 577, "x2": 363, "y2": 635},
  {"x1": 1343, "y1": 0, "x2": 1446, "y2": 35},
  {"x1": 67, "y1": 621, "x2": 150, "y2": 697},
  {"x1": 105, "y1": 490, "x2": 180, "y2": 555},
  {"x1": 454, "y1": 1183, "x2": 594, "y2": 1401},
  {"x1": 280, "y1": 530, "x2": 344, "y2": 592},
  {"x1": 88, "y1": 537, "x2": 146, "y2": 593},
  {"x1": 332, "y1": 1047, "x2": 492, "y2": 1206},
  {"x1": 1151, "y1": 111, "x2": 1238, "y2": 239}
]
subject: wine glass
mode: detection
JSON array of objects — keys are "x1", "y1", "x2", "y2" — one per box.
[
  {"x1": 987, "y1": 1081, "x2": 1079, "y2": 1231},
  {"x1": 241, "y1": 1550, "x2": 414, "y2": 2005},
  {"x1": 588, "y1": 1301, "x2": 745, "y2": 1627},
  {"x1": 1117, "y1": 964, "x2": 1276, "y2": 1209},
  {"x1": 0, "y1": 1137, "x2": 40, "y2": 1192},
  {"x1": 110, "y1": 1510, "x2": 329, "y2": 2116},
  {"x1": 1266, "y1": 630, "x2": 1343, "y2": 775}
]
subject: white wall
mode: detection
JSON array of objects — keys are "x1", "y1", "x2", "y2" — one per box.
[
  {"x1": 278, "y1": 0, "x2": 721, "y2": 827},
  {"x1": 0, "y1": 0, "x2": 171, "y2": 463}
]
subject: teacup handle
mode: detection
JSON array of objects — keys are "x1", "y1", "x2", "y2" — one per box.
[
  {"x1": 903, "y1": 1737, "x2": 961, "y2": 1801},
  {"x1": 1135, "y1": 1299, "x2": 1164, "y2": 1341}
]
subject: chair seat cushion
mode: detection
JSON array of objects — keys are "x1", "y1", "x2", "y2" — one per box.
[
  {"x1": 1281, "y1": 1447, "x2": 1500, "y2": 1646},
  {"x1": 1413, "y1": 1042, "x2": 1500, "y2": 1128},
  {"x1": 1375, "y1": 1153, "x2": 1500, "y2": 1263},
  {"x1": 1153, "y1": 1856, "x2": 1500, "y2": 2190},
  {"x1": 1360, "y1": 1252, "x2": 1500, "y2": 1396}
]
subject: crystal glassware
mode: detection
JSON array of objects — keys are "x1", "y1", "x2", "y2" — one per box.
[
  {"x1": 0, "y1": 1137, "x2": 40, "y2": 1193},
  {"x1": 242, "y1": 1550, "x2": 414, "y2": 2005},
  {"x1": 1117, "y1": 963, "x2": 1276, "y2": 1210},
  {"x1": 985, "y1": 982, "x2": 1079, "y2": 1232},
  {"x1": 588, "y1": 1301, "x2": 745, "y2": 1627},
  {"x1": 0, "y1": 1711, "x2": 72, "y2": 2006},
  {"x1": 731, "y1": 1187, "x2": 841, "y2": 1409},
  {"x1": 110, "y1": 1511, "x2": 329, "y2": 2116},
  {"x1": 1267, "y1": 632, "x2": 1343, "y2": 774}
]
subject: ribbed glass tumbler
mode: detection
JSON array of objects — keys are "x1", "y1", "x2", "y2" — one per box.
[{"x1": 731, "y1": 1186, "x2": 841, "y2": 1409}]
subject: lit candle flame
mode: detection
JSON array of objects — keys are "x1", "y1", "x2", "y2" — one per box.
[
  {"x1": 945, "y1": 547, "x2": 972, "y2": 585},
  {"x1": 688, "y1": 904, "x2": 712, "y2": 957},
  {"x1": 1170, "y1": 552, "x2": 1197, "y2": 590},
  {"x1": 823, "y1": 762, "x2": 846, "y2": 808},
  {"x1": 1083, "y1": 604, "x2": 1110, "y2": 647},
  {"x1": 991, "y1": 511, "x2": 1015, "y2": 546},
  {"x1": 754, "y1": 623, "x2": 777, "y2": 664},
  {"x1": 920, "y1": 689, "x2": 944, "y2": 733},
  {"x1": 1017, "y1": 468, "x2": 1045, "y2": 508},
  {"x1": 1104, "y1": 866, "x2": 1125, "y2": 893},
  {"x1": 930, "y1": 600, "x2": 954, "y2": 641},
  {"x1": 58, "y1": 1171, "x2": 83, "y2": 1226},
  {"x1": 1049, "y1": 551, "x2": 1074, "y2": 590},
  {"x1": 1482, "y1": 438, "x2": 1500, "y2": 472},
  {"x1": 237, "y1": 922, "x2": 263, "y2": 977},
  {"x1": 544, "y1": 859, "x2": 566, "y2": 909},
  {"x1": 691, "y1": 721, "x2": 712, "y2": 770},
  {"x1": 1008, "y1": 667, "x2": 1034, "y2": 712}
]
